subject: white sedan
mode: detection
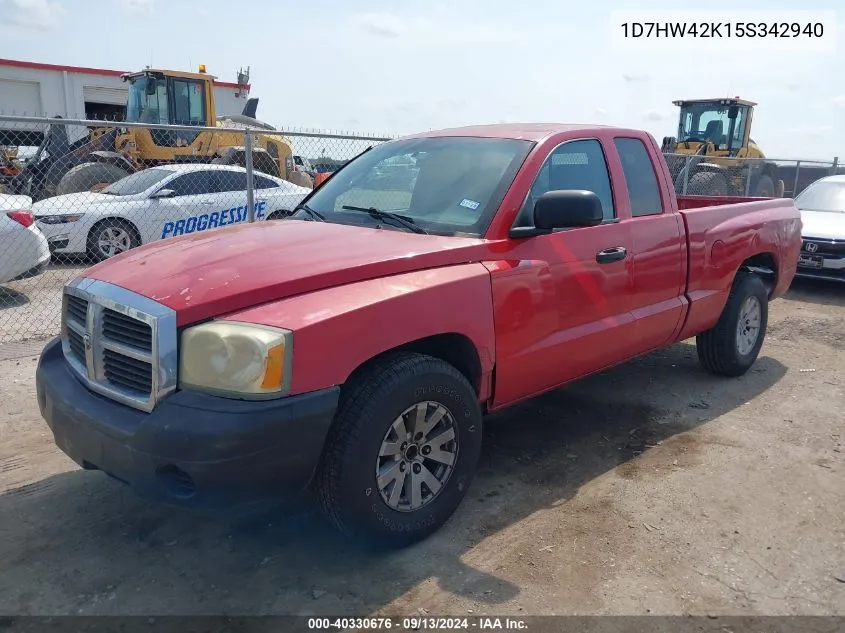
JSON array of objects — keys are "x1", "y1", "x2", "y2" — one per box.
[
  {"x1": 793, "y1": 174, "x2": 845, "y2": 283},
  {"x1": 32, "y1": 164, "x2": 312, "y2": 261},
  {"x1": 0, "y1": 194, "x2": 50, "y2": 284}
]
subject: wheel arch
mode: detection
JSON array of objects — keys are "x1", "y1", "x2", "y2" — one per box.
[
  {"x1": 340, "y1": 333, "x2": 484, "y2": 404},
  {"x1": 738, "y1": 251, "x2": 778, "y2": 297}
]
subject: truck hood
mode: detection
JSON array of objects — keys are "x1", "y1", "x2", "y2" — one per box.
[
  {"x1": 83, "y1": 219, "x2": 490, "y2": 326},
  {"x1": 799, "y1": 209, "x2": 845, "y2": 241}
]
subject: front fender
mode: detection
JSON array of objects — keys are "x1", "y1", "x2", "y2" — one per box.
[{"x1": 219, "y1": 263, "x2": 496, "y2": 396}]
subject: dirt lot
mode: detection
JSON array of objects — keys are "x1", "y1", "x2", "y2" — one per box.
[
  {"x1": 0, "y1": 277, "x2": 843, "y2": 617},
  {"x1": 0, "y1": 261, "x2": 87, "y2": 344}
]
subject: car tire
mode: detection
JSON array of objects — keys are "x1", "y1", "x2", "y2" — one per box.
[
  {"x1": 318, "y1": 351, "x2": 483, "y2": 548},
  {"x1": 696, "y1": 270, "x2": 769, "y2": 377},
  {"x1": 86, "y1": 218, "x2": 141, "y2": 263}
]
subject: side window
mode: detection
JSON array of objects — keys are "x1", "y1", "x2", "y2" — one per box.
[
  {"x1": 253, "y1": 174, "x2": 278, "y2": 189},
  {"x1": 613, "y1": 138, "x2": 663, "y2": 217},
  {"x1": 518, "y1": 139, "x2": 615, "y2": 226},
  {"x1": 164, "y1": 171, "x2": 214, "y2": 197},
  {"x1": 216, "y1": 170, "x2": 249, "y2": 192},
  {"x1": 171, "y1": 79, "x2": 205, "y2": 126}
]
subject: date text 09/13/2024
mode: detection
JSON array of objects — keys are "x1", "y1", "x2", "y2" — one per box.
[
  {"x1": 160, "y1": 200, "x2": 267, "y2": 239},
  {"x1": 307, "y1": 617, "x2": 528, "y2": 630}
]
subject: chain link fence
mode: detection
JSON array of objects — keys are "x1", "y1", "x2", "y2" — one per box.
[
  {"x1": 1, "y1": 114, "x2": 843, "y2": 345},
  {"x1": 0, "y1": 114, "x2": 392, "y2": 344},
  {"x1": 664, "y1": 152, "x2": 843, "y2": 197}
]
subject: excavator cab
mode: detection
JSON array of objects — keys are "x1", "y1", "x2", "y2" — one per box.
[{"x1": 662, "y1": 97, "x2": 784, "y2": 198}]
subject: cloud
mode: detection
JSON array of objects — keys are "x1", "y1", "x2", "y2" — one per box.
[
  {"x1": 831, "y1": 95, "x2": 845, "y2": 109},
  {"x1": 595, "y1": 107, "x2": 607, "y2": 116},
  {"x1": 355, "y1": 12, "x2": 405, "y2": 38},
  {"x1": 121, "y1": 0, "x2": 153, "y2": 14},
  {"x1": 352, "y1": 11, "x2": 521, "y2": 46},
  {"x1": 622, "y1": 72, "x2": 649, "y2": 83},
  {"x1": 783, "y1": 125, "x2": 834, "y2": 137},
  {"x1": 643, "y1": 110, "x2": 670, "y2": 122},
  {"x1": 4, "y1": 0, "x2": 66, "y2": 31}
]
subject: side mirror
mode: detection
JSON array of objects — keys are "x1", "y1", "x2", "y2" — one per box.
[
  {"x1": 150, "y1": 188, "x2": 175, "y2": 199},
  {"x1": 534, "y1": 190, "x2": 604, "y2": 230}
]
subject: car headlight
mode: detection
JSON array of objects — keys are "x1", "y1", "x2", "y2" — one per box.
[
  {"x1": 36, "y1": 214, "x2": 84, "y2": 224},
  {"x1": 178, "y1": 321, "x2": 293, "y2": 399}
]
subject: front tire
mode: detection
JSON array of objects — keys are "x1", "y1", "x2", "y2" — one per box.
[
  {"x1": 318, "y1": 352, "x2": 483, "y2": 548},
  {"x1": 696, "y1": 270, "x2": 769, "y2": 377},
  {"x1": 87, "y1": 218, "x2": 141, "y2": 262}
]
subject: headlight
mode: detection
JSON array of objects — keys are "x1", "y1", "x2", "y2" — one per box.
[
  {"x1": 36, "y1": 214, "x2": 84, "y2": 224},
  {"x1": 178, "y1": 321, "x2": 293, "y2": 399}
]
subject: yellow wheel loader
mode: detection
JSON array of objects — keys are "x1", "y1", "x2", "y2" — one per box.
[
  {"x1": 6, "y1": 66, "x2": 310, "y2": 201},
  {"x1": 661, "y1": 97, "x2": 785, "y2": 198}
]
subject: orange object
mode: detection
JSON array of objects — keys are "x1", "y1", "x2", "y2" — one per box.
[{"x1": 314, "y1": 172, "x2": 330, "y2": 187}]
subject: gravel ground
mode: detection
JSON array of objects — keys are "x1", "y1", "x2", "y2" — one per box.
[
  {"x1": 0, "y1": 261, "x2": 87, "y2": 344},
  {"x1": 0, "y1": 277, "x2": 843, "y2": 617}
]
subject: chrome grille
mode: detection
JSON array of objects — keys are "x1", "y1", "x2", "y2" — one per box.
[
  {"x1": 103, "y1": 308, "x2": 153, "y2": 351},
  {"x1": 60, "y1": 278, "x2": 178, "y2": 413}
]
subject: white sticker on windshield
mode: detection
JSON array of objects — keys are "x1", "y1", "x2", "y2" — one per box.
[{"x1": 460, "y1": 198, "x2": 481, "y2": 210}]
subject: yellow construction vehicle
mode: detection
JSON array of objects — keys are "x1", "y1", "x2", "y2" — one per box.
[
  {"x1": 7, "y1": 65, "x2": 309, "y2": 200},
  {"x1": 661, "y1": 97, "x2": 785, "y2": 198}
]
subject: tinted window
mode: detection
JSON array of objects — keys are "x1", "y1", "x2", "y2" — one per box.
[
  {"x1": 254, "y1": 174, "x2": 279, "y2": 189},
  {"x1": 517, "y1": 139, "x2": 615, "y2": 226},
  {"x1": 165, "y1": 171, "x2": 214, "y2": 197},
  {"x1": 216, "y1": 170, "x2": 249, "y2": 192},
  {"x1": 614, "y1": 138, "x2": 663, "y2": 217},
  {"x1": 101, "y1": 168, "x2": 174, "y2": 196}
]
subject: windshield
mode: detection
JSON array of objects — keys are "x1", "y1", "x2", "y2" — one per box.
[
  {"x1": 297, "y1": 136, "x2": 533, "y2": 236},
  {"x1": 126, "y1": 76, "x2": 169, "y2": 125},
  {"x1": 101, "y1": 168, "x2": 174, "y2": 196},
  {"x1": 677, "y1": 103, "x2": 748, "y2": 149},
  {"x1": 795, "y1": 181, "x2": 845, "y2": 213}
]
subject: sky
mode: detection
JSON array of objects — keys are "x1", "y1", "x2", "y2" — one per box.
[{"x1": 0, "y1": 0, "x2": 843, "y2": 161}]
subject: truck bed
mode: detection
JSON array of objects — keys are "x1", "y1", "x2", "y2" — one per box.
[{"x1": 675, "y1": 194, "x2": 801, "y2": 341}]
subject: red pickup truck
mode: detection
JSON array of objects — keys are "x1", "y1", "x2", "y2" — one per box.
[{"x1": 35, "y1": 123, "x2": 802, "y2": 547}]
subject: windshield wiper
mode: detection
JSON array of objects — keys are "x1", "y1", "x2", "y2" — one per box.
[
  {"x1": 341, "y1": 205, "x2": 428, "y2": 234},
  {"x1": 294, "y1": 203, "x2": 326, "y2": 222}
]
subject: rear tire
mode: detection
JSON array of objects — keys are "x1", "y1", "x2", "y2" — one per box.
[
  {"x1": 688, "y1": 171, "x2": 728, "y2": 196},
  {"x1": 752, "y1": 174, "x2": 775, "y2": 197},
  {"x1": 696, "y1": 270, "x2": 769, "y2": 377},
  {"x1": 318, "y1": 352, "x2": 483, "y2": 548},
  {"x1": 56, "y1": 163, "x2": 131, "y2": 196}
]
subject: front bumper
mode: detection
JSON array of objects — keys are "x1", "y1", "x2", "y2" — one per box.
[
  {"x1": 795, "y1": 246, "x2": 845, "y2": 283},
  {"x1": 35, "y1": 337, "x2": 339, "y2": 508}
]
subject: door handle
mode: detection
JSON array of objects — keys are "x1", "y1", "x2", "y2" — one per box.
[{"x1": 596, "y1": 246, "x2": 627, "y2": 264}]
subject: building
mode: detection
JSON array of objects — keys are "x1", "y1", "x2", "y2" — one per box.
[{"x1": 0, "y1": 58, "x2": 251, "y2": 144}]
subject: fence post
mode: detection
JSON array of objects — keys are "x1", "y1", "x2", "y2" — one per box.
[
  {"x1": 792, "y1": 161, "x2": 801, "y2": 198},
  {"x1": 744, "y1": 164, "x2": 752, "y2": 196},
  {"x1": 832, "y1": 156, "x2": 839, "y2": 176},
  {"x1": 681, "y1": 155, "x2": 691, "y2": 194},
  {"x1": 245, "y1": 128, "x2": 255, "y2": 223}
]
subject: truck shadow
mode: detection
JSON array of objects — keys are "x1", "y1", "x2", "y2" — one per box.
[
  {"x1": 786, "y1": 277, "x2": 845, "y2": 308},
  {"x1": 0, "y1": 342, "x2": 787, "y2": 616}
]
